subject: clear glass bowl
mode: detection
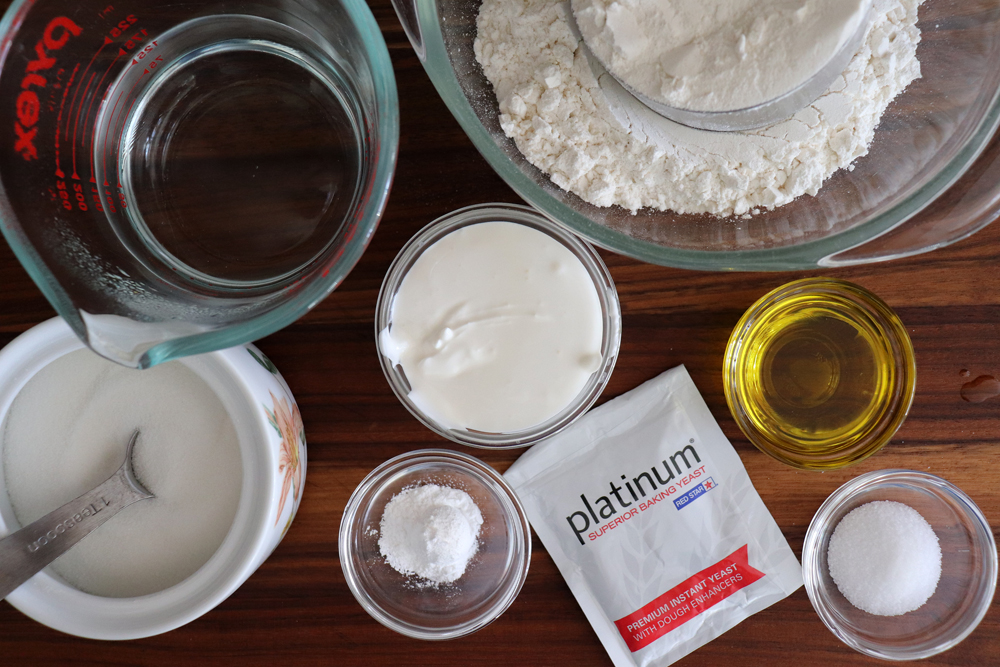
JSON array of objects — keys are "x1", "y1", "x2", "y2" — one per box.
[
  {"x1": 390, "y1": 0, "x2": 1000, "y2": 269},
  {"x1": 724, "y1": 278, "x2": 916, "y2": 470},
  {"x1": 375, "y1": 203, "x2": 621, "y2": 448},
  {"x1": 802, "y1": 470, "x2": 997, "y2": 660},
  {"x1": 338, "y1": 449, "x2": 532, "y2": 640}
]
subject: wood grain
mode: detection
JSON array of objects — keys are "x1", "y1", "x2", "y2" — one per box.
[{"x1": 1, "y1": 0, "x2": 999, "y2": 665}]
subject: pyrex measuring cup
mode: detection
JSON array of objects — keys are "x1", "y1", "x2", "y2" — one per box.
[{"x1": 0, "y1": 0, "x2": 398, "y2": 367}]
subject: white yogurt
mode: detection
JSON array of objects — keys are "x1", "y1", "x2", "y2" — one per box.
[{"x1": 381, "y1": 221, "x2": 604, "y2": 433}]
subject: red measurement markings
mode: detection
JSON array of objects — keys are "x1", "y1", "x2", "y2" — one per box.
[
  {"x1": 96, "y1": 29, "x2": 154, "y2": 186},
  {"x1": 112, "y1": 68, "x2": 147, "y2": 183},
  {"x1": 89, "y1": 183, "x2": 105, "y2": 212},
  {"x1": 65, "y1": 13, "x2": 142, "y2": 182},
  {"x1": 114, "y1": 22, "x2": 152, "y2": 134},
  {"x1": 130, "y1": 40, "x2": 158, "y2": 69},
  {"x1": 115, "y1": 54, "x2": 162, "y2": 177},
  {"x1": 100, "y1": 87, "x2": 125, "y2": 186},
  {"x1": 54, "y1": 178, "x2": 71, "y2": 210},
  {"x1": 64, "y1": 33, "x2": 115, "y2": 180},
  {"x1": 64, "y1": 36, "x2": 111, "y2": 144},
  {"x1": 102, "y1": 183, "x2": 120, "y2": 213},
  {"x1": 86, "y1": 45, "x2": 124, "y2": 182},
  {"x1": 80, "y1": 17, "x2": 143, "y2": 182},
  {"x1": 69, "y1": 71, "x2": 96, "y2": 180},
  {"x1": 54, "y1": 178, "x2": 90, "y2": 212},
  {"x1": 101, "y1": 65, "x2": 146, "y2": 188},
  {"x1": 122, "y1": 31, "x2": 151, "y2": 63},
  {"x1": 53, "y1": 63, "x2": 80, "y2": 179}
]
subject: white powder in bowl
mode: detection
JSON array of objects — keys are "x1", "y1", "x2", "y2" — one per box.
[
  {"x1": 2, "y1": 349, "x2": 243, "y2": 598},
  {"x1": 827, "y1": 500, "x2": 942, "y2": 616},
  {"x1": 573, "y1": 0, "x2": 871, "y2": 112},
  {"x1": 378, "y1": 484, "x2": 483, "y2": 584},
  {"x1": 474, "y1": 0, "x2": 923, "y2": 215}
]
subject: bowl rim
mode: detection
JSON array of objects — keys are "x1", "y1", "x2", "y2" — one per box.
[
  {"x1": 374, "y1": 202, "x2": 622, "y2": 448},
  {"x1": 338, "y1": 448, "x2": 532, "y2": 640},
  {"x1": 801, "y1": 469, "x2": 998, "y2": 660},
  {"x1": 404, "y1": 0, "x2": 1000, "y2": 270}
]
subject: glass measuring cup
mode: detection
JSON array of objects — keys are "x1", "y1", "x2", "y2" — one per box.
[{"x1": 0, "y1": 0, "x2": 398, "y2": 367}]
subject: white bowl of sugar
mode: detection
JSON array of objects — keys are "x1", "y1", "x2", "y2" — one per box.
[{"x1": 0, "y1": 318, "x2": 307, "y2": 639}]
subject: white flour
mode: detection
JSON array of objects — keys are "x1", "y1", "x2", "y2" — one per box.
[
  {"x1": 474, "y1": 0, "x2": 922, "y2": 216},
  {"x1": 378, "y1": 484, "x2": 483, "y2": 584},
  {"x1": 572, "y1": 0, "x2": 871, "y2": 112}
]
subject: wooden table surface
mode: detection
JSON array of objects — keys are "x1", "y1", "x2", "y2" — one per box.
[{"x1": 2, "y1": 0, "x2": 1000, "y2": 665}]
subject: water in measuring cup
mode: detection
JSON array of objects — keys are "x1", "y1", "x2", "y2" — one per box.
[{"x1": 111, "y1": 18, "x2": 364, "y2": 287}]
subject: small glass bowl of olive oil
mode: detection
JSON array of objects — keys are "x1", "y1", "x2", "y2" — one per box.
[{"x1": 724, "y1": 278, "x2": 915, "y2": 470}]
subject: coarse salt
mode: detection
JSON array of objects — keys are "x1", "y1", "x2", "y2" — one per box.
[{"x1": 827, "y1": 500, "x2": 942, "y2": 616}]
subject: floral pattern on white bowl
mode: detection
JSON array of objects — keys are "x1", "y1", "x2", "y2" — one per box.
[{"x1": 248, "y1": 347, "x2": 307, "y2": 541}]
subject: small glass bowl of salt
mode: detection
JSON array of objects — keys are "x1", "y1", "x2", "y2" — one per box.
[
  {"x1": 803, "y1": 470, "x2": 996, "y2": 660},
  {"x1": 339, "y1": 449, "x2": 531, "y2": 639}
]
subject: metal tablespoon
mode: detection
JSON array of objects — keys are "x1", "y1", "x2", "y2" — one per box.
[{"x1": 0, "y1": 430, "x2": 154, "y2": 599}]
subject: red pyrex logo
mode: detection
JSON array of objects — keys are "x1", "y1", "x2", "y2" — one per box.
[{"x1": 14, "y1": 17, "x2": 82, "y2": 161}]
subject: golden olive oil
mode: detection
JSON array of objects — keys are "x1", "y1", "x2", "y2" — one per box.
[{"x1": 724, "y1": 279, "x2": 915, "y2": 470}]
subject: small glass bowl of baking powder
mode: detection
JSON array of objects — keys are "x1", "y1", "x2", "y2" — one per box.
[
  {"x1": 802, "y1": 470, "x2": 997, "y2": 660},
  {"x1": 375, "y1": 203, "x2": 621, "y2": 448},
  {"x1": 339, "y1": 449, "x2": 531, "y2": 639}
]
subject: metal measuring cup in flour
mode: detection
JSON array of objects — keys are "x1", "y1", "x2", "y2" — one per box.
[{"x1": 571, "y1": 0, "x2": 874, "y2": 131}]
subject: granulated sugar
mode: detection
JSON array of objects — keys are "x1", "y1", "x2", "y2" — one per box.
[
  {"x1": 2, "y1": 349, "x2": 242, "y2": 598},
  {"x1": 378, "y1": 484, "x2": 483, "y2": 585},
  {"x1": 474, "y1": 0, "x2": 923, "y2": 215},
  {"x1": 827, "y1": 500, "x2": 941, "y2": 616}
]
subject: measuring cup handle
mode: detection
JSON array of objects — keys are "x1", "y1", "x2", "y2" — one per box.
[
  {"x1": 0, "y1": 468, "x2": 152, "y2": 600},
  {"x1": 390, "y1": 0, "x2": 426, "y2": 61}
]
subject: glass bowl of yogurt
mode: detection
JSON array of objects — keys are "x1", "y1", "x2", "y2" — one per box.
[
  {"x1": 339, "y1": 449, "x2": 531, "y2": 639},
  {"x1": 802, "y1": 470, "x2": 997, "y2": 660},
  {"x1": 375, "y1": 203, "x2": 621, "y2": 448}
]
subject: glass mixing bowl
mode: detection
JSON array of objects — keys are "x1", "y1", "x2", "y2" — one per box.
[{"x1": 390, "y1": 0, "x2": 1000, "y2": 270}]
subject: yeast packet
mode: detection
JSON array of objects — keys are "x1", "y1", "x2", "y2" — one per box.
[{"x1": 504, "y1": 366, "x2": 801, "y2": 667}]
